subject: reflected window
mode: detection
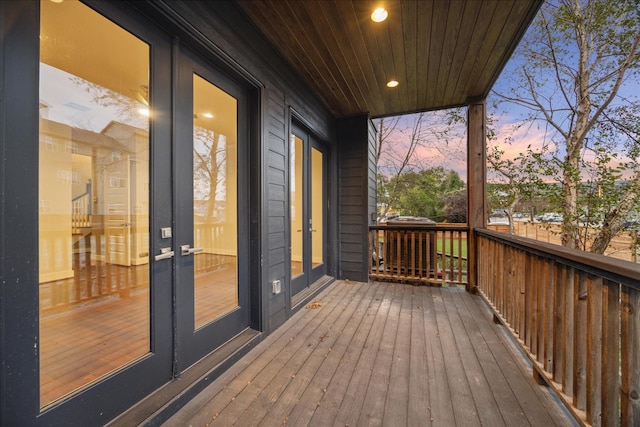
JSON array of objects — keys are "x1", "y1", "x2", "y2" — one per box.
[
  {"x1": 192, "y1": 74, "x2": 239, "y2": 329},
  {"x1": 39, "y1": 0, "x2": 150, "y2": 407}
]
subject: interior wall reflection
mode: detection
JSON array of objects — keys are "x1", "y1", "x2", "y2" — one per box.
[
  {"x1": 192, "y1": 74, "x2": 239, "y2": 329},
  {"x1": 311, "y1": 147, "x2": 323, "y2": 267},
  {"x1": 39, "y1": 0, "x2": 150, "y2": 407},
  {"x1": 290, "y1": 135, "x2": 304, "y2": 278}
]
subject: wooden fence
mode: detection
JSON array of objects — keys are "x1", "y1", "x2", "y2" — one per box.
[{"x1": 476, "y1": 228, "x2": 640, "y2": 427}]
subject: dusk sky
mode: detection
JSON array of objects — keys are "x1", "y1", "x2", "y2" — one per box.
[{"x1": 377, "y1": 2, "x2": 640, "y2": 185}]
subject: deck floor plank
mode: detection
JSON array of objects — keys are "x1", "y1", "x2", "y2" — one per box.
[
  {"x1": 277, "y1": 282, "x2": 380, "y2": 426},
  {"x1": 163, "y1": 281, "x2": 576, "y2": 427},
  {"x1": 382, "y1": 282, "x2": 413, "y2": 426},
  {"x1": 421, "y1": 283, "x2": 456, "y2": 426},
  {"x1": 313, "y1": 282, "x2": 393, "y2": 427},
  {"x1": 432, "y1": 288, "x2": 481, "y2": 426},
  {"x1": 178, "y1": 281, "x2": 357, "y2": 426},
  {"x1": 449, "y1": 289, "x2": 528, "y2": 426},
  {"x1": 306, "y1": 282, "x2": 389, "y2": 427},
  {"x1": 407, "y1": 282, "x2": 430, "y2": 427},
  {"x1": 464, "y1": 290, "x2": 574, "y2": 427},
  {"x1": 440, "y1": 287, "x2": 507, "y2": 426},
  {"x1": 238, "y1": 281, "x2": 371, "y2": 426},
  {"x1": 355, "y1": 283, "x2": 403, "y2": 426},
  {"x1": 209, "y1": 282, "x2": 362, "y2": 425}
]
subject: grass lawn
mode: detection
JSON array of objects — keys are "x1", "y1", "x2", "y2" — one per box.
[{"x1": 437, "y1": 237, "x2": 467, "y2": 259}]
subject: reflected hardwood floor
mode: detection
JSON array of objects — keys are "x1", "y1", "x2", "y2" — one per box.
[{"x1": 39, "y1": 253, "x2": 237, "y2": 408}]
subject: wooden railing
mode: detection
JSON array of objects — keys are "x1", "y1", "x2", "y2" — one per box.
[
  {"x1": 368, "y1": 224, "x2": 468, "y2": 287},
  {"x1": 72, "y1": 180, "x2": 92, "y2": 232},
  {"x1": 476, "y1": 228, "x2": 640, "y2": 427}
]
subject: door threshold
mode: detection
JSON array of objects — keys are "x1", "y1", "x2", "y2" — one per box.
[
  {"x1": 107, "y1": 328, "x2": 261, "y2": 427},
  {"x1": 291, "y1": 275, "x2": 334, "y2": 311}
]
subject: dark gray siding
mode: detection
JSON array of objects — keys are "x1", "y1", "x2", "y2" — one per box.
[
  {"x1": 337, "y1": 115, "x2": 377, "y2": 282},
  {"x1": 140, "y1": 1, "x2": 339, "y2": 330},
  {"x1": 265, "y1": 87, "x2": 288, "y2": 332}
]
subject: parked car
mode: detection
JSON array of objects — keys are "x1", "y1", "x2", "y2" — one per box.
[{"x1": 536, "y1": 212, "x2": 563, "y2": 223}]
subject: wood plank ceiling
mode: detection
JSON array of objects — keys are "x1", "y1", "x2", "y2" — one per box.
[{"x1": 235, "y1": 0, "x2": 543, "y2": 119}]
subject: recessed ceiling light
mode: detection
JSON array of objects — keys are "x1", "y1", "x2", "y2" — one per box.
[
  {"x1": 371, "y1": 7, "x2": 388, "y2": 23},
  {"x1": 202, "y1": 112, "x2": 214, "y2": 119},
  {"x1": 386, "y1": 80, "x2": 399, "y2": 88}
]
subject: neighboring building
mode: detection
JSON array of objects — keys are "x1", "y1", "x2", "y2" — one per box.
[{"x1": 0, "y1": 1, "x2": 541, "y2": 425}]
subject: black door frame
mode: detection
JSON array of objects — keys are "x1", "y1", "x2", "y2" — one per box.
[
  {"x1": 1, "y1": 2, "x2": 175, "y2": 425},
  {"x1": 174, "y1": 45, "x2": 252, "y2": 371},
  {"x1": 289, "y1": 121, "x2": 328, "y2": 297}
]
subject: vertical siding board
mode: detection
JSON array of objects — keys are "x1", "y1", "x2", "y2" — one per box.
[
  {"x1": 338, "y1": 115, "x2": 374, "y2": 282},
  {"x1": 265, "y1": 87, "x2": 287, "y2": 322}
]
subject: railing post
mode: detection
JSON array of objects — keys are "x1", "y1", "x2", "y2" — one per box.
[{"x1": 467, "y1": 100, "x2": 486, "y2": 292}]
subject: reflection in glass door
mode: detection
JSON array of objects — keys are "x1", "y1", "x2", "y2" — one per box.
[
  {"x1": 290, "y1": 125, "x2": 326, "y2": 296},
  {"x1": 38, "y1": 0, "x2": 151, "y2": 407},
  {"x1": 192, "y1": 75, "x2": 239, "y2": 329},
  {"x1": 176, "y1": 49, "x2": 250, "y2": 370},
  {"x1": 291, "y1": 134, "x2": 304, "y2": 280}
]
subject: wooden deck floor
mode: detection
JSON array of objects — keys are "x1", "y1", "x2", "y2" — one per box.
[{"x1": 163, "y1": 280, "x2": 576, "y2": 427}]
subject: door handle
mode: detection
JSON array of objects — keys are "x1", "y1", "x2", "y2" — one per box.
[
  {"x1": 154, "y1": 247, "x2": 174, "y2": 261},
  {"x1": 181, "y1": 244, "x2": 204, "y2": 256},
  {"x1": 309, "y1": 229, "x2": 317, "y2": 232}
]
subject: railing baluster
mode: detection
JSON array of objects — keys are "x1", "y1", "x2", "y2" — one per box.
[
  {"x1": 586, "y1": 275, "x2": 603, "y2": 426},
  {"x1": 601, "y1": 280, "x2": 620, "y2": 426},
  {"x1": 564, "y1": 266, "x2": 575, "y2": 398},
  {"x1": 544, "y1": 260, "x2": 554, "y2": 374},
  {"x1": 525, "y1": 254, "x2": 533, "y2": 351},
  {"x1": 475, "y1": 229, "x2": 638, "y2": 426},
  {"x1": 368, "y1": 224, "x2": 468, "y2": 287},
  {"x1": 575, "y1": 271, "x2": 588, "y2": 411},
  {"x1": 622, "y1": 285, "x2": 640, "y2": 427},
  {"x1": 553, "y1": 263, "x2": 565, "y2": 384}
]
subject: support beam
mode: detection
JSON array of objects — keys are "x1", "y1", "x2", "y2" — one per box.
[
  {"x1": 337, "y1": 114, "x2": 376, "y2": 282},
  {"x1": 467, "y1": 100, "x2": 487, "y2": 292}
]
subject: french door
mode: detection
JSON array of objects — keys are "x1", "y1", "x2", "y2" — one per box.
[
  {"x1": 30, "y1": 1, "x2": 251, "y2": 425},
  {"x1": 290, "y1": 123, "x2": 327, "y2": 296},
  {"x1": 174, "y1": 48, "x2": 251, "y2": 369},
  {"x1": 36, "y1": 1, "x2": 173, "y2": 423}
]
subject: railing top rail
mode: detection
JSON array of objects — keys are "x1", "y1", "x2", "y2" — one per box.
[
  {"x1": 369, "y1": 223, "x2": 469, "y2": 231},
  {"x1": 476, "y1": 227, "x2": 639, "y2": 288}
]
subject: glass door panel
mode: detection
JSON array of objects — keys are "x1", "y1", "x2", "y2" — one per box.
[
  {"x1": 192, "y1": 74, "x2": 239, "y2": 329},
  {"x1": 290, "y1": 134, "x2": 304, "y2": 279},
  {"x1": 311, "y1": 147, "x2": 324, "y2": 269},
  {"x1": 176, "y1": 48, "x2": 250, "y2": 370},
  {"x1": 290, "y1": 125, "x2": 327, "y2": 296},
  {"x1": 39, "y1": 0, "x2": 151, "y2": 407}
]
